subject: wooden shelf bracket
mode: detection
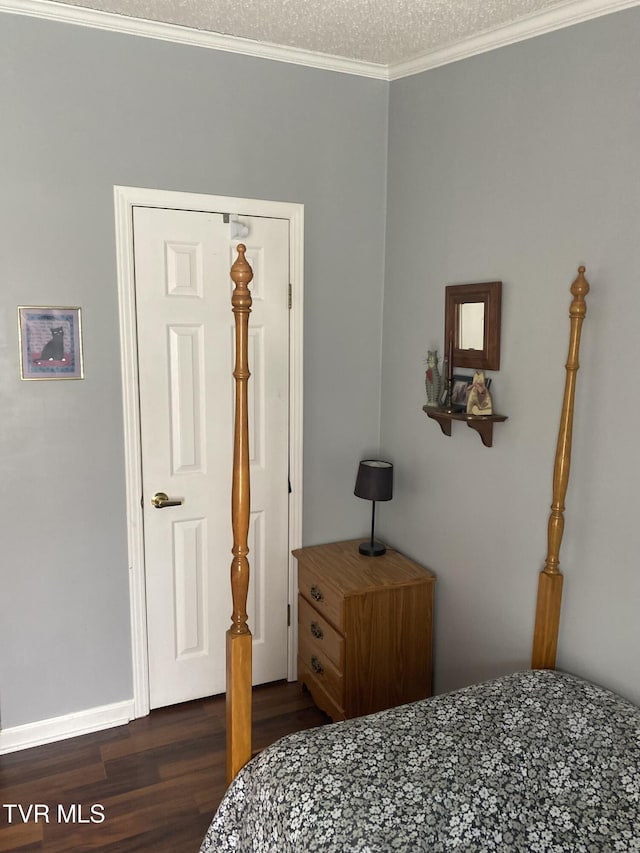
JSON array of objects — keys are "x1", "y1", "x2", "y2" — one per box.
[{"x1": 423, "y1": 406, "x2": 507, "y2": 447}]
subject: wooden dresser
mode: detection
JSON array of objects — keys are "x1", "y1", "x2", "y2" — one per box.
[{"x1": 294, "y1": 539, "x2": 435, "y2": 721}]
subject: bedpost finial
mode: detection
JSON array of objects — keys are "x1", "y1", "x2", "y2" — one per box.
[
  {"x1": 569, "y1": 265, "x2": 589, "y2": 317},
  {"x1": 230, "y1": 243, "x2": 254, "y2": 306},
  {"x1": 571, "y1": 265, "x2": 589, "y2": 298}
]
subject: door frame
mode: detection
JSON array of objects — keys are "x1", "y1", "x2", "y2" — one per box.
[{"x1": 114, "y1": 185, "x2": 304, "y2": 718}]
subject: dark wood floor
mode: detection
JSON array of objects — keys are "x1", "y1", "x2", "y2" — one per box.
[{"x1": 0, "y1": 681, "x2": 328, "y2": 852}]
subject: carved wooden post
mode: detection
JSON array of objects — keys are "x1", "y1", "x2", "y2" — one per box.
[
  {"x1": 532, "y1": 266, "x2": 589, "y2": 669},
  {"x1": 226, "y1": 244, "x2": 253, "y2": 783}
]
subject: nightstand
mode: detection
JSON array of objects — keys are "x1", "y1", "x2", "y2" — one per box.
[{"x1": 293, "y1": 539, "x2": 435, "y2": 721}]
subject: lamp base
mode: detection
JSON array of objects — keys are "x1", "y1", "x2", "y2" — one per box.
[{"x1": 358, "y1": 540, "x2": 386, "y2": 557}]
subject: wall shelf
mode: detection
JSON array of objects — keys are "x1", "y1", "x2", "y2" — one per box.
[{"x1": 423, "y1": 406, "x2": 507, "y2": 447}]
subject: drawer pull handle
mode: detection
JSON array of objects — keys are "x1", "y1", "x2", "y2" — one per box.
[
  {"x1": 310, "y1": 585, "x2": 324, "y2": 602},
  {"x1": 311, "y1": 655, "x2": 324, "y2": 675},
  {"x1": 310, "y1": 621, "x2": 324, "y2": 640}
]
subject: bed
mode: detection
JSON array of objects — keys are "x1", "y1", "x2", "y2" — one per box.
[
  {"x1": 202, "y1": 669, "x2": 640, "y2": 851},
  {"x1": 201, "y1": 257, "x2": 640, "y2": 851}
]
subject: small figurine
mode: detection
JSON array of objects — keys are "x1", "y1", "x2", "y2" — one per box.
[
  {"x1": 424, "y1": 351, "x2": 441, "y2": 407},
  {"x1": 466, "y1": 370, "x2": 493, "y2": 415}
]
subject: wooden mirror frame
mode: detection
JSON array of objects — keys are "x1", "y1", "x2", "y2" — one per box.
[{"x1": 444, "y1": 281, "x2": 502, "y2": 371}]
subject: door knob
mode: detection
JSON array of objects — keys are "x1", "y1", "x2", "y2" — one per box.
[{"x1": 151, "y1": 492, "x2": 184, "y2": 509}]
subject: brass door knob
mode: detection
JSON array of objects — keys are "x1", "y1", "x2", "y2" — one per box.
[{"x1": 151, "y1": 492, "x2": 183, "y2": 509}]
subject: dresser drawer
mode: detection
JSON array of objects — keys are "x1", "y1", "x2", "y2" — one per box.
[
  {"x1": 298, "y1": 634, "x2": 344, "y2": 708},
  {"x1": 298, "y1": 595, "x2": 344, "y2": 670},
  {"x1": 298, "y1": 563, "x2": 343, "y2": 631},
  {"x1": 298, "y1": 657, "x2": 345, "y2": 722}
]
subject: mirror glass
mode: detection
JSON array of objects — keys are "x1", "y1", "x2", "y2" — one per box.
[
  {"x1": 444, "y1": 281, "x2": 502, "y2": 371},
  {"x1": 458, "y1": 302, "x2": 484, "y2": 351}
]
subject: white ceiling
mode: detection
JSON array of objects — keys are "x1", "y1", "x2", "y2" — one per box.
[{"x1": 11, "y1": 0, "x2": 640, "y2": 76}]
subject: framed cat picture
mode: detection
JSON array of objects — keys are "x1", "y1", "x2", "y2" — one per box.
[{"x1": 18, "y1": 306, "x2": 84, "y2": 380}]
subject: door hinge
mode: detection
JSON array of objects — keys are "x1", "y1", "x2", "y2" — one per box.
[
  {"x1": 288, "y1": 283, "x2": 292, "y2": 309},
  {"x1": 287, "y1": 604, "x2": 291, "y2": 627}
]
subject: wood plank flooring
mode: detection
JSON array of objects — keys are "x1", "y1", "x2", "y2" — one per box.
[{"x1": 0, "y1": 681, "x2": 328, "y2": 852}]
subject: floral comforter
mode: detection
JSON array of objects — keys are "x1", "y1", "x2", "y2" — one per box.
[{"x1": 200, "y1": 670, "x2": 640, "y2": 852}]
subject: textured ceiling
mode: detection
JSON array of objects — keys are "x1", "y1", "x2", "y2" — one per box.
[{"x1": 42, "y1": 0, "x2": 581, "y2": 65}]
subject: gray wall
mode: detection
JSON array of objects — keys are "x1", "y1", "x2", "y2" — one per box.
[
  {"x1": 0, "y1": 15, "x2": 388, "y2": 728},
  {"x1": 381, "y1": 8, "x2": 640, "y2": 702}
]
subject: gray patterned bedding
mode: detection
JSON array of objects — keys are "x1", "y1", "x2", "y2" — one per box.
[{"x1": 200, "y1": 670, "x2": 640, "y2": 852}]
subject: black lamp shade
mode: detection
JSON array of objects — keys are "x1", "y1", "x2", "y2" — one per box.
[
  {"x1": 354, "y1": 460, "x2": 393, "y2": 557},
  {"x1": 354, "y1": 460, "x2": 393, "y2": 502}
]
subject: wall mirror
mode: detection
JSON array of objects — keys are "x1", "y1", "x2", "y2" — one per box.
[{"x1": 445, "y1": 281, "x2": 502, "y2": 371}]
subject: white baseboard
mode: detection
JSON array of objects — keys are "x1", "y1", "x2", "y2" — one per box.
[{"x1": 0, "y1": 699, "x2": 135, "y2": 754}]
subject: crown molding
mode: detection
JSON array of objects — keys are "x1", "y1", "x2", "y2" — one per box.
[
  {"x1": 0, "y1": 0, "x2": 389, "y2": 79},
  {"x1": 2, "y1": 0, "x2": 640, "y2": 81},
  {"x1": 389, "y1": 0, "x2": 640, "y2": 80}
]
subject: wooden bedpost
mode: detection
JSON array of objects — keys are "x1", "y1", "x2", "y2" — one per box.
[
  {"x1": 532, "y1": 266, "x2": 589, "y2": 670},
  {"x1": 226, "y1": 244, "x2": 254, "y2": 783}
]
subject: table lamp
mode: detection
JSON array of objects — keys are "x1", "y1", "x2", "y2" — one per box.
[{"x1": 354, "y1": 460, "x2": 393, "y2": 556}]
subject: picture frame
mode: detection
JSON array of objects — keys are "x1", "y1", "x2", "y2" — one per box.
[
  {"x1": 18, "y1": 306, "x2": 84, "y2": 380},
  {"x1": 451, "y1": 373, "x2": 492, "y2": 411},
  {"x1": 451, "y1": 374, "x2": 474, "y2": 410}
]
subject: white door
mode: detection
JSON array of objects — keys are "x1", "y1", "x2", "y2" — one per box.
[{"x1": 133, "y1": 206, "x2": 290, "y2": 709}]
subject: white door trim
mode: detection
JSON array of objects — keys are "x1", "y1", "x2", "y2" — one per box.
[{"x1": 114, "y1": 185, "x2": 304, "y2": 718}]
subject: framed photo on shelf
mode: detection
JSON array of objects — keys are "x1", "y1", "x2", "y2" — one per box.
[
  {"x1": 18, "y1": 306, "x2": 84, "y2": 380},
  {"x1": 451, "y1": 374, "x2": 474, "y2": 410},
  {"x1": 451, "y1": 373, "x2": 492, "y2": 411}
]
